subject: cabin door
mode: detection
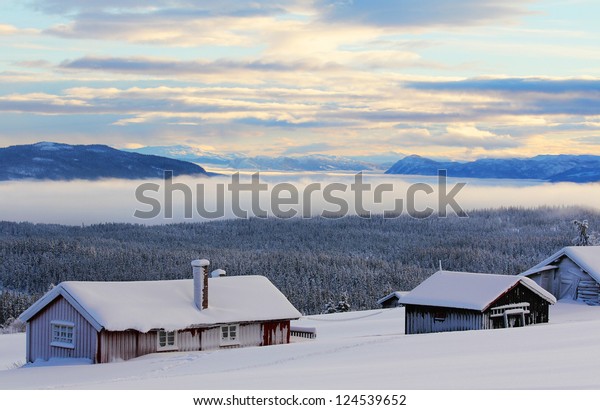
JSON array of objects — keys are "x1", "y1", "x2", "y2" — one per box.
[{"x1": 559, "y1": 276, "x2": 580, "y2": 300}]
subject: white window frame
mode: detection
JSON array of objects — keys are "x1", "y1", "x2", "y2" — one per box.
[
  {"x1": 220, "y1": 324, "x2": 239, "y2": 346},
  {"x1": 50, "y1": 320, "x2": 75, "y2": 349},
  {"x1": 156, "y1": 329, "x2": 178, "y2": 351}
]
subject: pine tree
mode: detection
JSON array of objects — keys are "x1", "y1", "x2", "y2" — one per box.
[
  {"x1": 322, "y1": 300, "x2": 337, "y2": 314},
  {"x1": 573, "y1": 220, "x2": 590, "y2": 246},
  {"x1": 336, "y1": 292, "x2": 350, "y2": 312}
]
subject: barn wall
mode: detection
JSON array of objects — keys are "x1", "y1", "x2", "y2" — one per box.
[
  {"x1": 200, "y1": 327, "x2": 221, "y2": 351},
  {"x1": 178, "y1": 328, "x2": 202, "y2": 351},
  {"x1": 557, "y1": 258, "x2": 599, "y2": 305},
  {"x1": 92, "y1": 321, "x2": 292, "y2": 363},
  {"x1": 98, "y1": 330, "x2": 139, "y2": 363},
  {"x1": 525, "y1": 257, "x2": 600, "y2": 304},
  {"x1": 381, "y1": 299, "x2": 401, "y2": 309},
  {"x1": 99, "y1": 328, "x2": 204, "y2": 363},
  {"x1": 527, "y1": 269, "x2": 560, "y2": 298},
  {"x1": 488, "y1": 283, "x2": 551, "y2": 327},
  {"x1": 262, "y1": 321, "x2": 291, "y2": 345},
  {"x1": 27, "y1": 296, "x2": 98, "y2": 363},
  {"x1": 137, "y1": 331, "x2": 157, "y2": 357},
  {"x1": 200, "y1": 323, "x2": 264, "y2": 350},
  {"x1": 404, "y1": 306, "x2": 484, "y2": 335},
  {"x1": 239, "y1": 323, "x2": 263, "y2": 347}
]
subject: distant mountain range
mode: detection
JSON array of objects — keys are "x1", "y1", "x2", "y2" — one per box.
[
  {"x1": 385, "y1": 154, "x2": 600, "y2": 183},
  {"x1": 124, "y1": 145, "x2": 237, "y2": 167},
  {"x1": 125, "y1": 145, "x2": 387, "y2": 171},
  {"x1": 0, "y1": 142, "x2": 209, "y2": 181},
  {"x1": 1, "y1": 142, "x2": 598, "y2": 183}
]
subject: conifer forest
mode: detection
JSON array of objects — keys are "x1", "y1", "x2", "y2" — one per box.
[{"x1": 1, "y1": 206, "x2": 599, "y2": 328}]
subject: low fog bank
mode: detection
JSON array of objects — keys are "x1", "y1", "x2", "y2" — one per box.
[{"x1": 0, "y1": 172, "x2": 598, "y2": 225}]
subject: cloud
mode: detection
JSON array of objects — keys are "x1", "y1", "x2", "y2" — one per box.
[
  {"x1": 0, "y1": 93, "x2": 91, "y2": 113},
  {"x1": 5, "y1": 73, "x2": 600, "y2": 131},
  {"x1": 403, "y1": 77, "x2": 600, "y2": 118},
  {"x1": 573, "y1": 136, "x2": 600, "y2": 145},
  {"x1": 317, "y1": 0, "x2": 533, "y2": 29},
  {"x1": 0, "y1": 24, "x2": 38, "y2": 36},
  {"x1": 59, "y1": 56, "x2": 339, "y2": 75},
  {"x1": 443, "y1": 125, "x2": 520, "y2": 149},
  {"x1": 41, "y1": 3, "x2": 301, "y2": 47},
  {"x1": 408, "y1": 77, "x2": 600, "y2": 93},
  {"x1": 385, "y1": 124, "x2": 520, "y2": 150},
  {"x1": 0, "y1": 24, "x2": 19, "y2": 35},
  {"x1": 1, "y1": 75, "x2": 599, "y2": 158},
  {"x1": 46, "y1": 14, "x2": 251, "y2": 47},
  {"x1": 31, "y1": 0, "x2": 294, "y2": 14},
  {"x1": 13, "y1": 60, "x2": 53, "y2": 69}
]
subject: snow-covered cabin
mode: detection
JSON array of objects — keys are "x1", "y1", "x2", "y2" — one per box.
[
  {"x1": 520, "y1": 246, "x2": 600, "y2": 306},
  {"x1": 376, "y1": 291, "x2": 408, "y2": 309},
  {"x1": 19, "y1": 260, "x2": 301, "y2": 364},
  {"x1": 402, "y1": 271, "x2": 556, "y2": 335}
]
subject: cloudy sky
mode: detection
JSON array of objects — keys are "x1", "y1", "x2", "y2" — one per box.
[{"x1": 1, "y1": 0, "x2": 600, "y2": 160}]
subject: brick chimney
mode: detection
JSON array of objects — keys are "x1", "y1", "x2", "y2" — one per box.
[{"x1": 192, "y1": 259, "x2": 210, "y2": 310}]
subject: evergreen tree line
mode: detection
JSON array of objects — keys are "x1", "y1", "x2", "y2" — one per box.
[
  {"x1": 0, "y1": 206, "x2": 598, "y2": 323},
  {"x1": 0, "y1": 290, "x2": 37, "y2": 331}
]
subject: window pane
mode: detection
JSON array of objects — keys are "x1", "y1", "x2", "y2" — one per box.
[{"x1": 52, "y1": 324, "x2": 74, "y2": 344}]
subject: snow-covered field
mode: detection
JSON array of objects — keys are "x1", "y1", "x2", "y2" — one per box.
[{"x1": 1, "y1": 301, "x2": 600, "y2": 389}]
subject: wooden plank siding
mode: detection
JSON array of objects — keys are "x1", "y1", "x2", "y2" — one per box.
[
  {"x1": 262, "y1": 320, "x2": 290, "y2": 345},
  {"x1": 27, "y1": 296, "x2": 98, "y2": 363},
  {"x1": 179, "y1": 328, "x2": 202, "y2": 351},
  {"x1": 198, "y1": 324, "x2": 264, "y2": 351},
  {"x1": 98, "y1": 330, "x2": 139, "y2": 363},
  {"x1": 527, "y1": 258, "x2": 600, "y2": 305},
  {"x1": 405, "y1": 282, "x2": 551, "y2": 335},
  {"x1": 488, "y1": 282, "x2": 551, "y2": 326},
  {"x1": 240, "y1": 323, "x2": 263, "y2": 347},
  {"x1": 405, "y1": 306, "x2": 487, "y2": 335},
  {"x1": 95, "y1": 321, "x2": 289, "y2": 363},
  {"x1": 200, "y1": 327, "x2": 221, "y2": 351}
]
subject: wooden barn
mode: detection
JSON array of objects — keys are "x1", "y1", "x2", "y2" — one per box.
[
  {"x1": 19, "y1": 259, "x2": 301, "y2": 364},
  {"x1": 520, "y1": 246, "x2": 600, "y2": 305},
  {"x1": 402, "y1": 270, "x2": 556, "y2": 335},
  {"x1": 376, "y1": 291, "x2": 407, "y2": 309}
]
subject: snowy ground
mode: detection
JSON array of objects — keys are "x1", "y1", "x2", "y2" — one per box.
[{"x1": 1, "y1": 301, "x2": 600, "y2": 389}]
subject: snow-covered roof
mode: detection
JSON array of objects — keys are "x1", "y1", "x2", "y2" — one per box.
[
  {"x1": 520, "y1": 246, "x2": 600, "y2": 283},
  {"x1": 401, "y1": 270, "x2": 556, "y2": 311},
  {"x1": 20, "y1": 276, "x2": 301, "y2": 333},
  {"x1": 376, "y1": 291, "x2": 408, "y2": 305}
]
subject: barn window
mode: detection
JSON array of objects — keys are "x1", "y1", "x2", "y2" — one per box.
[
  {"x1": 50, "y1": 321, "x2": 75, "y2": 349},
  {"x1": 220, "y1": 324, "x2": 239, "y2": 346},
  {"x1": 157, "y1": 330, "x2": 178, "y2": 351}
]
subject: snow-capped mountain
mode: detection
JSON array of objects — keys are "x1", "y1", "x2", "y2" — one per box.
[
  {"x1": 385, "y1": 154, "x2": 600, "y2": 183},
  {"x1": 124, "y1": 145, "x2": 240, "y2": 166},
  {"x1": 230, "y1": 154, "x2": 381, "y2": 171},
  {"x1": 0, "y1": 142, "x2": 209, "y2": 181},
  {"x1": 126, "y1": 145, "x2": 384, "y2": 171}
]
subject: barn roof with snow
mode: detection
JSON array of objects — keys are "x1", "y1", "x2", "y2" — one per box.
[
  {"x1": 19, "y1": 275, "x2": 302, "y2": 333},
  {"x1": 376, "y1": 291, "x2": 408, "y2": 308},
  {"x1": 401, "y1": 270, "x2": 556, "y2": 311},
  {"x1": 520, "y1": 246, "x2": 600, "y2": 282}
]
